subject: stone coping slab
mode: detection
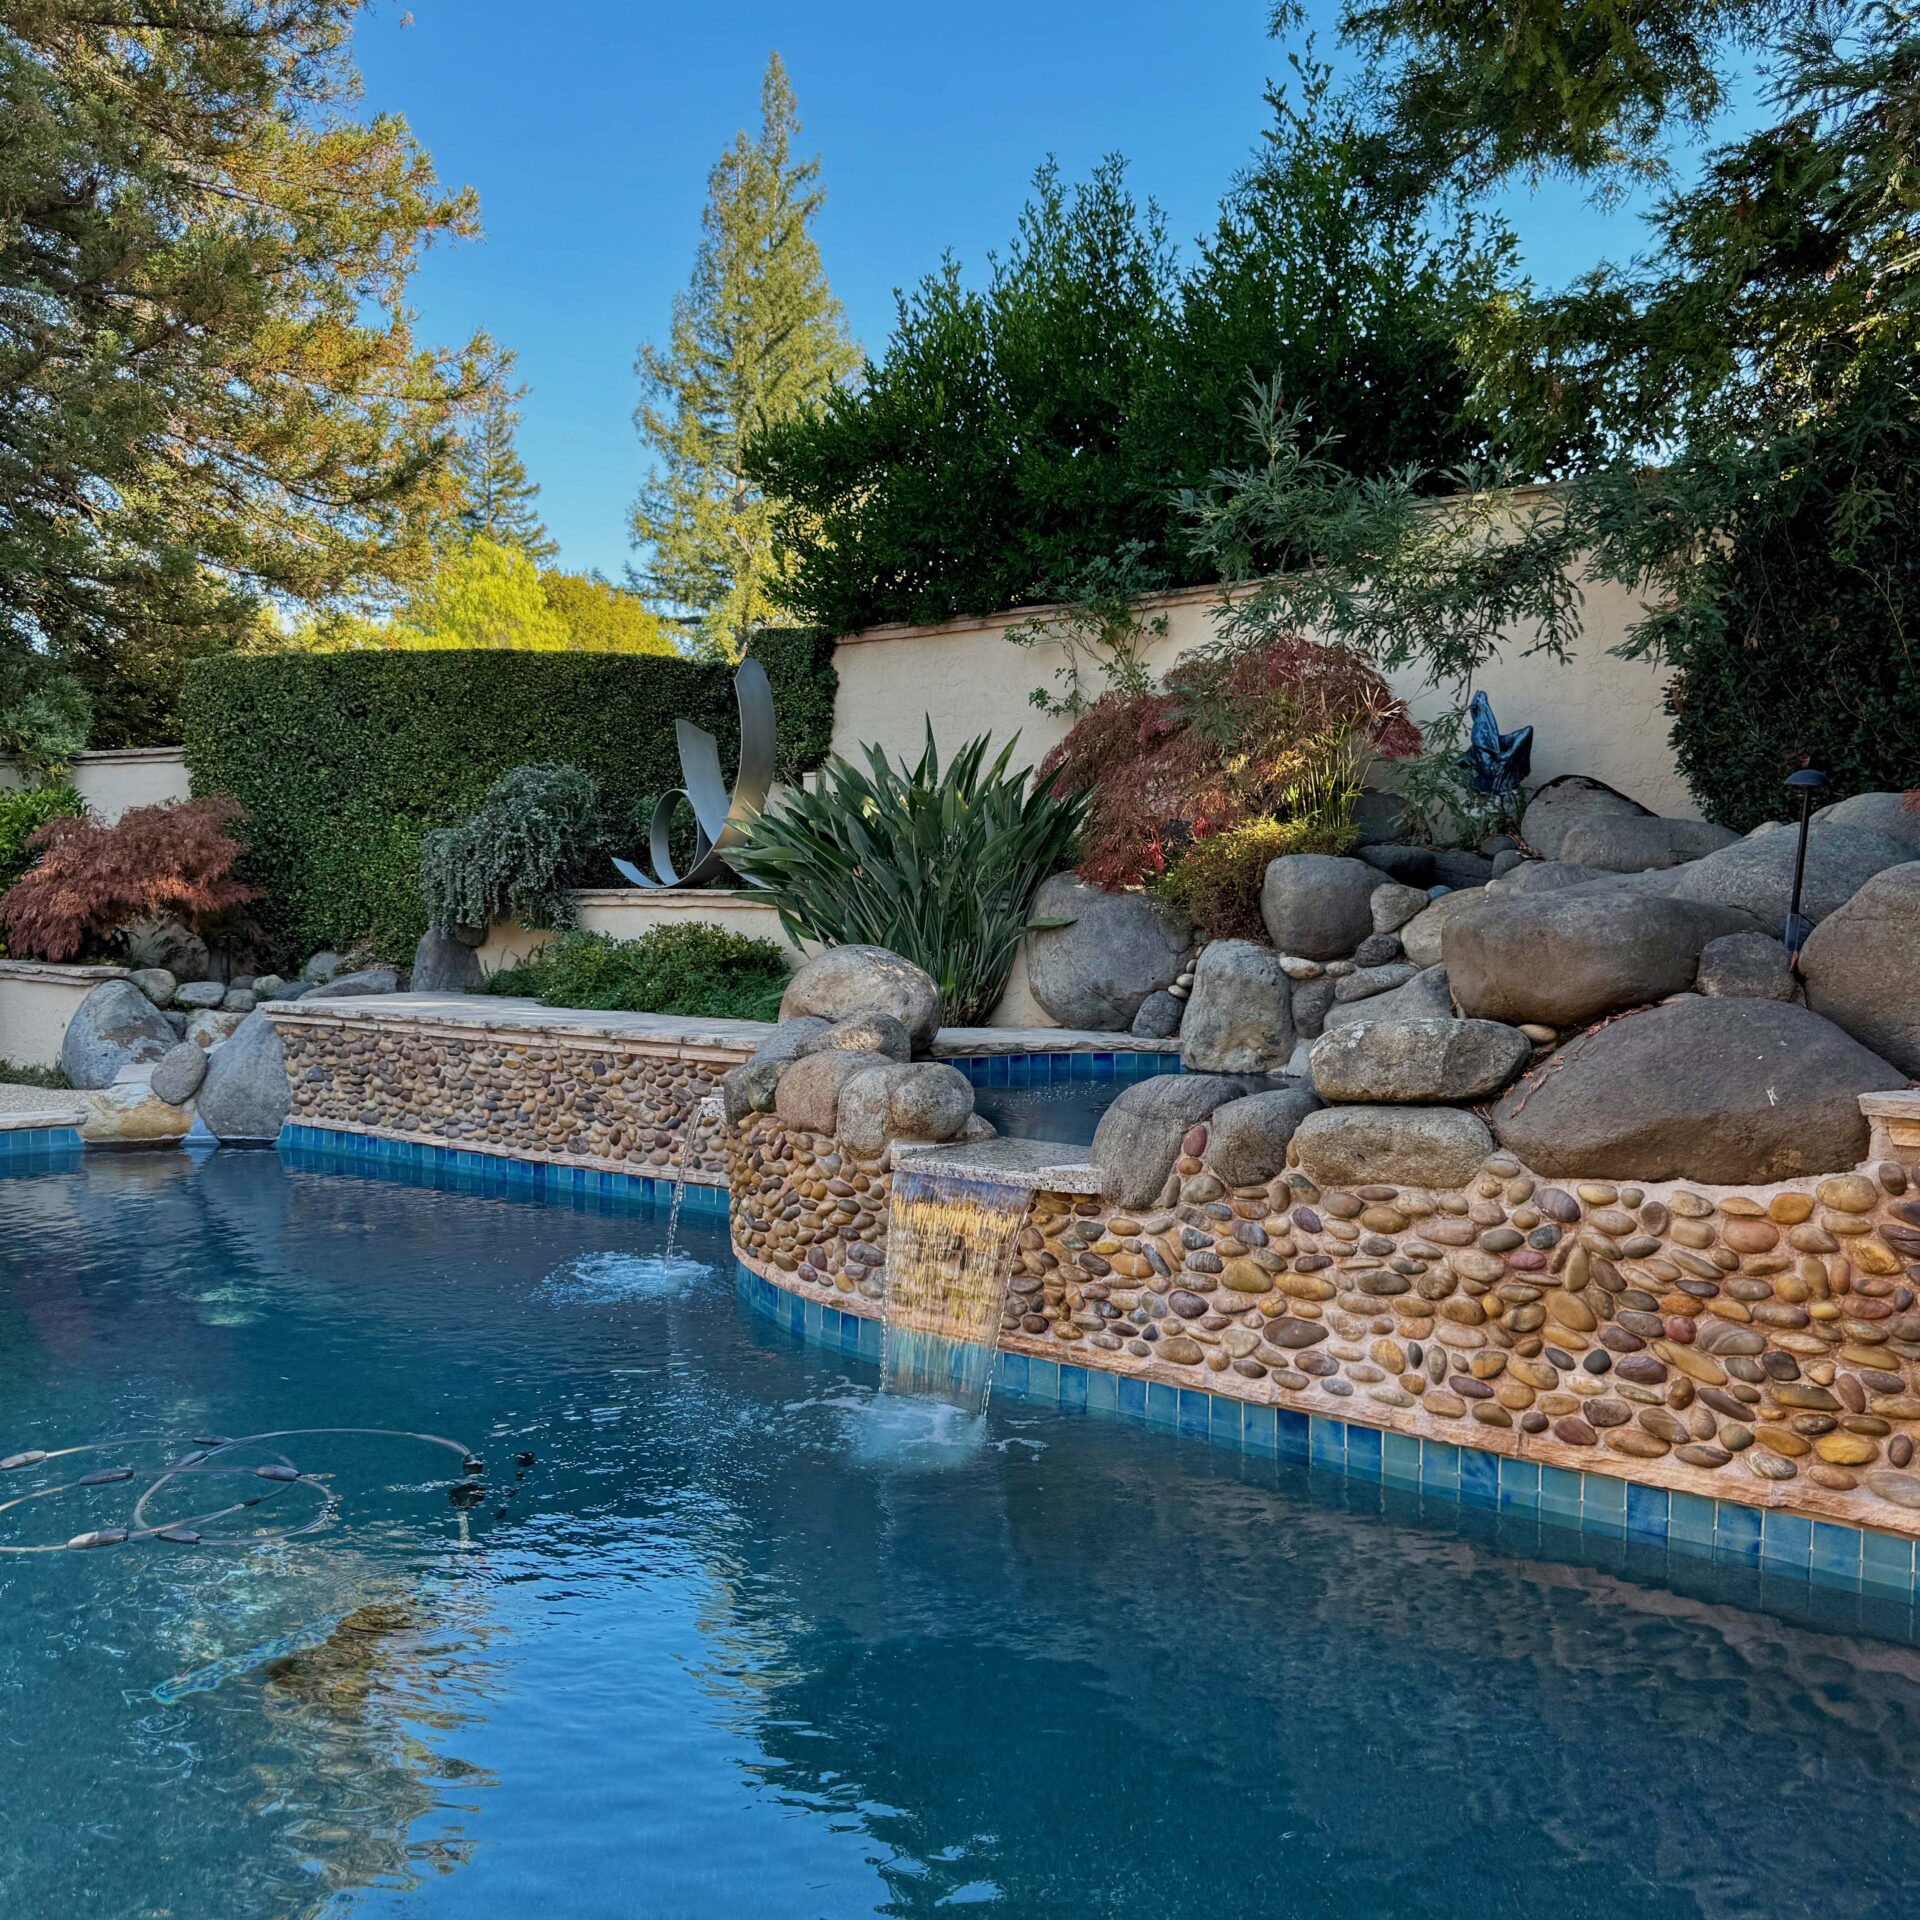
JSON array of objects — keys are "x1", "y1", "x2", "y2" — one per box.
[
  {"x1": 268, "y1": 992, "x2": 1174, "y2": 1063},
  {"x1": 0, "y1": 1092, "x2": 87, "y2": 1130},
  {"x1": 0, "y1": 959, "x2": 130, "y2": 985},
  {"x1": 890, "y1": 1136, "x2": 1101, "y2": 1193}
]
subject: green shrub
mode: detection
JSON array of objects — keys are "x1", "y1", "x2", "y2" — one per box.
[
  {"x1": 421, "y1": 765, "x2": 602, "y2": 936},
  {"x1": 730, "y1": 728, "x2": 1087, "y2": 1025},
  {"x1": 1666, "y1": 402, "x2": 1920, "y2": 828},
  {"x1": 490, "y1": 925, "x2": 790, "y2": 1023},
  {"x1": 0, "y1": 783, "x2": 85, "y2": 898},
  {"x1": 179, "y1": 630, "x2": 836, "y2": 966},
  {"x1": 1155, "y1": 815, "x2": 1355, "y2": 942}
]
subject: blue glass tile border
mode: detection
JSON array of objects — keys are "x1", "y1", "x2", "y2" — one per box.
[
  {"x1": 0, "y1": 1124, "x2": 82, "y2": 1165},
  {"x1": 276, "y1": 1122, "x2": 730, "y2": 1215},
  {"x1": 734, "y1": 1257, "x2": 1920, "y2": 1608},
  {"x1": 946, "y1": 1049, "x2": 1182, "y2": 1089}
]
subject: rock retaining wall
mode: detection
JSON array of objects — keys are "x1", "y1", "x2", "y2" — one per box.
[
  {"x1": 728, "y1": 1108, "x2": 1920, "y2": 1542},
  {"x1": 277, "y1": 1011, "x2": 747, "y2": 1182}
]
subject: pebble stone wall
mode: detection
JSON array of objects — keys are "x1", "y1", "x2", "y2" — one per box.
[
  {"x1": 728, "y1": 1114, "x2": 1920, "y2": 1543},
  {"x1": 277, "y1": 1013, "x2": 746, "y2": 1182}
]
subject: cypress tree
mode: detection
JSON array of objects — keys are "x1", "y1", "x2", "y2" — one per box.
[
  {"x1": 454, "y1": 364, "x2": 556, "y2": 561},
  {"x1": 630, "y1": 52, "x2": 857, "y2": 658}
]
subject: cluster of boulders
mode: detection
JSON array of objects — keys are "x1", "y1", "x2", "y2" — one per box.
[
  {"x1": 1084, "y1": 777, "x2": 1920, "y2": 1201},
  {"x1": 720, "y1": 944, "x2": 992, "y2": 1157},
  {"x1": 50, "y1": 947, "x2": 402, "y2": 1144}
]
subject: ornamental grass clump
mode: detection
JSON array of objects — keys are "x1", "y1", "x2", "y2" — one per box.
[
  {"x1": 490, "y1": 925, "x2": 791, "y2": 1023},
  {"x1": 732, "y1": 728, "x2": 1087, "y2": 1025},
  {"x1": 0, "y1": 796, "x2": 254, "y2": 962},
  {"x1": 421, "y1": 764, "x2": 602, "y2": 938}
]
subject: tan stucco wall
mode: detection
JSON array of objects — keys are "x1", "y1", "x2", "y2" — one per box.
[
  {"x1": 830, "y1": 576, "x2": 1692, "y2": 817},
  {"x1": 474, "y1": 891, "x2": 1054, "y2": 1028},
  {"x1": 0, "y1": 747, "x2": 191, "y2": 822},
  {"x1": 0, "y1": 962, "x2": 129, "y2": 1069},
  {"x1": 473, "y1": 891, "x2": 812, "y2": 981}
]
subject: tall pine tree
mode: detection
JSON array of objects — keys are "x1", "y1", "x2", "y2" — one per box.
[
  {"x1": 630, "y1": 52, "x2": 857, "y2": 658},
  {"x1": 453, "y1": 360, "x2": 556, "y2": 560}
]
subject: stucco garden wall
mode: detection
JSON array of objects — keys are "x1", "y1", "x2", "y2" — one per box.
[
  {"x1": 831, "y1": 571, "x2": 1690, "y2": 814},
  {"x1": 0, "y1": 747, "x2": 190, "y2": 821}
]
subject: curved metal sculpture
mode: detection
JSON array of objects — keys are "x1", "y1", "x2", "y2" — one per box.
[{"x1": 613, "y1": 658, "x2": 777, "y2": 888}]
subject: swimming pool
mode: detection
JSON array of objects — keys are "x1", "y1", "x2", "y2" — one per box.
[{"x1": 5, "y1": 1149, "x2": 1920, "y2": 1918}]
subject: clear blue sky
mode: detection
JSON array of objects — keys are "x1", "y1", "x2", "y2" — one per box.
[{"x1": 351, "y1": 1, "x2": 1721, "y2": 582}]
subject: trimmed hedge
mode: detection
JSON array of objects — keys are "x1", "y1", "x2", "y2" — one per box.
[{"x1": 180, "y1": 631, "x2": 837, "y2": 966}]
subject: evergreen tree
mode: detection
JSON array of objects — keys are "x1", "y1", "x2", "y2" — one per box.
[
  {"x1": 454, "y1": 360, "x2": 556, "y2": 560},
  {"x1": 630, "y1": 52, "x2": 857, "y2": 659},
  {"x1": 0, "y1": 0, "x2": 487, "y2": 744}
]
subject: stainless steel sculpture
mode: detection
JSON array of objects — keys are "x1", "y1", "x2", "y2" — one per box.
[{"x1": 613, "y1": 657, "x2": 777, "y2": 888}]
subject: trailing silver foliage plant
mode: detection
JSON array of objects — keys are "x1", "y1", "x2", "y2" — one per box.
[
  {"x1": 731, "y1": 728, "x2": 1087, "y2": 1025},
  {"x1": 421, "y1": 764, "x2": 601, "y2": 937}
]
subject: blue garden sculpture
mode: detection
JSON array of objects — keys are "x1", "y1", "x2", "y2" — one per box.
[{"x1": 1457, "y1": 690, "x2": 1533, "y2": 798}]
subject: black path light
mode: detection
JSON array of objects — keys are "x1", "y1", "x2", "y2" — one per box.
[{"x1": 1783, "y1": 767, "x2": 1831, "y2": 969}]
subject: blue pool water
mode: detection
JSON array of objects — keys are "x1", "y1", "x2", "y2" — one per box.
[
  {"x1": 968, "y1": 1079, "x2": 1126, "y2": 1146},
  {"x1": 5, "y1": 1151, "x2": 1920, "y2": 1919}
]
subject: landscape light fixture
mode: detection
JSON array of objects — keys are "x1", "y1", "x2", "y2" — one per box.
[{"x1": 1783, "y1": 767, "x2": 1830, "y2": 969}]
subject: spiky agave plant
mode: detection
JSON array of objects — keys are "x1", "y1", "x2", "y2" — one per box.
[{"x1": 731, "y1": 727, "x2": 1087, "y2": 1026}]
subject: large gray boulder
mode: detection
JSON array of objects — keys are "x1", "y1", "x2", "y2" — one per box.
[
  {"x1": 1815, "y1": 790, "x2": 1920, "y2": 856},
  {"x1": 195, "y1": 1010, "x2": 292, "y2": 1142},
  {"x1": 1490, "y1": 996, "x2": 1902, "y2": 1182},
  {"x1": 311, "y1": 967, "x2": 399, "y2": 999},
  {"x1": 779, "y1": 945, "x2": 942, "y2": 1052},
  {"x1": 127, "y1": 967, "x2": 177, "y2": 1008},
  {"x1": 1259, "y1": 854, "x2": 1378, "y2": 961},
  {"x1": 411, "y1": 927, "x2": 485, "y2": 994},
  {"x1": 836, "y1": 1060, "x2": 975, "y2": 1153},
  {"x1": 1130, "y1": 989, "x2": 1184, "y2": 1039},
  {"x1": 1090, "y1": 1072, "x2": 1263, "y2": 1208},
  {"x1": 1443, "y1": 889, "x2": 1756, "y2": 1028},
  {"x1": 1291, "y1": 1105, "x2": 1493, "y2": 1190},
  {"x1": 772, "y1": 1048, "x2": 894, "y2": 1135},
  {"x1": 1654, "y1": 820, "x2": 1911, "y2": 934},
  {"x1": 1203, "y1": 1084, "x2": 1324, "y2": 1186},
  {"x1": 1321, "y1": 962, "x2": 1454, "y2": 1032},
  {"x1": 1801, "y1": 861, "x2": 1920, "y2": 1075},
  {"x1": 1486, "y1": 859, "x2": 1610, "y2": 897},
  {"x1": 1350, "y1": 788, "x2": 1410, "y2": 846},
  {"x1": 1023, "y1": 877, "x2": 1188, "y2": 1031},
  {"x1": 794, "y1": 1012, "x2": 912, "y2": 1062},
  {"x1": 1309, "y1": 1016, "x2": 1531, "y2": 1104},
  {"x1": 1370, "y1": 881, "x2": 1430, "y2": 934},
  {"x1": 149, "y1": 1041, "x2": 208, "y2": 1107},
  {"x1": 1696, "y1": 931, "x2": 1797, "y2": 1001},
  {"x1": 721, "y1": 1058, "x2": 784, "y2": 1125},
  {"x1": 748, "y1": 1016, "x2": 831, "y2": 1068},
  {"x1": 122, "y1": 915, "x2": 210, "y2": 982},
  {"x1": 59, "y1": 979, "x2": 177, "y2": 1089},
  {"x1": 1557, "y1": 814, "x2": 1740, "y2": 872},
  {"x1": 174, "y1": 980, "x2": 226, "y2": 1010},
  {"x1": 1397, "y1": 887, "x2": 1489, "y2": 969},
  {"x1": 1289, "y1": 974, "x2": 1337, "y2": 1040},
  {"x1": 1178, "y1": 939, "x2": 1295, "y2": 1074},
  {"x1": 1519, "y1": 775, "x2": 1653, "y2": 860}
]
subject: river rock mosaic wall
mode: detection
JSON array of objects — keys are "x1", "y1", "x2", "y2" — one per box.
[
  {"x1": 729, "y1": 1114, "x2": 892, "y2": 1290},
  {"x1": 728, "y1": 1114, "x2": 1920, "y2": 1540},
  {"x1": 277, "y1": 1013, "x2": 745, "y2": 1181}
]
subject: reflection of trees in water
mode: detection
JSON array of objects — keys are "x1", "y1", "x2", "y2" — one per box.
[{"x1": 245, "y1": 1588, "x2": 503, "y2": 1915}]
